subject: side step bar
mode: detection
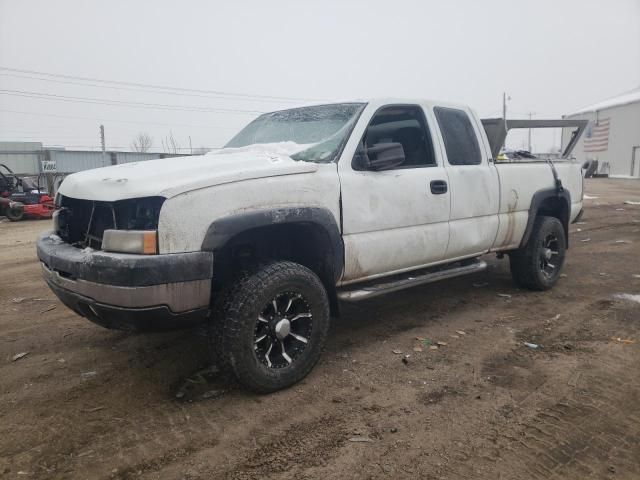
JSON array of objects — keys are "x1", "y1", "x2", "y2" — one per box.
[{"x1": 337, "y1": 259, "x2": 487, "y2": 302}]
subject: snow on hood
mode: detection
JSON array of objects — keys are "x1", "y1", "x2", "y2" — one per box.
[{"x1": 58, "y1": 144, "x2": 320, "y2": 202}]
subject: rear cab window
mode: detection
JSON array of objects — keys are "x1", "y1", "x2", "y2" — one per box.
[{"x1": 434, "y1": 106, "x2": 482, "y2": 166}]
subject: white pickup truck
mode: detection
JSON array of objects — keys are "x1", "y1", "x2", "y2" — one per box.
[{"x1": 37, "y1": 99, "x2": 587, "y2": 392}]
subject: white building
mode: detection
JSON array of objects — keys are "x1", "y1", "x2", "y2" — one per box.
[{"x1": 563, "y1": 88, "x2": 640, "y2": 178}]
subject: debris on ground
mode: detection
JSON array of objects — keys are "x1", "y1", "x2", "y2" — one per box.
[
  {"x1": 201, "y1": 389, "x2": 226, "y2": 400},
  {"x1": 614, "y1": 240, "x2": 630, "y2": 244},
  {"x1": 456, "y1": 330, "x2": 466, "y2": 335},
  {"x1": 392, "y1": 349, "x2": 403, "y2": 354},
  {"x1": 524, "y1": 342, "x2": 540, "y2": 349},
  {"x1": 349, "y1": 436, "x2": 373, "y2": 443},
  {"x1": 402, "y1": 356, "x2": 410, "y2": 365},
  {"x1": 12, "y1": 297, "x2": 25, "y2": 304},
  {"x1": 413, "y1": 347, "x2": 423, "y2": 352},
  {"x1": 615, "y1": 208, "x2": 625, "y2": 211},
  {"x1": 81, "y1": 371, "x2": 97, "y2": 380},
  {"x1": 173, "y1": 365, "x2": 228, "y2": 402},
  {"x1": 560, "y1": 273, "x2": 568, "y2": 278},
  {"x1": 390, "y1": 427, "x2": 398, "y2": 433},
  {"x1": 583, "y1": 194, "x2": 598, "y2": 199},
  {"x1": 624, "y1": 200, "x2": 640, "y2": 205},
  {"x1": 580, "y1": 238, "x2": 591, "y2": 242},
  {"x1": 82, "y1": 406, "x2": 106, "y2": 413},
  {"x1": 473, "y1": 282, "x2": 489, "y2": 288},
  {"x1": 497, "y1": 293, "x2": 512, "y2": 299},
  {"x1": 12, "y1": 352, "x2": 29, "y2": 362},
  {"x1": 40, "y1": 305, "x2": 56, "y2": 313},
  {"x1": 436, "y1": 341, "x2": 448, "y2": 347},
  {"x1": 567, "y1": 372, "x2": 581, "y2": 387},
  {"x1": 610, "y1": 337, "x2": 635, "y2": 345},
  {"x1": 632, "y1": 274, "x2": 640, "y2": 278},
  {"x1": 613, "y1": 293, "x2": 640, "y2": 304},
  {"x1": 428, "y1": 345, "x2": 439, "y2": 351}
]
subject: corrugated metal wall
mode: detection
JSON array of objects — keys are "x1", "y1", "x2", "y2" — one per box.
[
  {"x1": 117, "y1": 152, "x2": 163, "y2": 164},
  {"x1": 0, "y1": 144, "x2": 188, "y2": 175},
  {"x1": 50, "y1": 150, "x2": 110, "y2": 173},
  {"x1": 0, "y1": 142, "x2": 43, "y2": 174}
]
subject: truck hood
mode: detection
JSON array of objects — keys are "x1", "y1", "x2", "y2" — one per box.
[{"x1": 58, "y1": 145, "x2": 320, "y2": 202}]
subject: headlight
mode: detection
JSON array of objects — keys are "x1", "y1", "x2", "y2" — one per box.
[{"x1": 101, "y1": 229, "x2": 157, "y2": 255}]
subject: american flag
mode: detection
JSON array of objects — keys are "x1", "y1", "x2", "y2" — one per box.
[{"x1": 584, "y1": 118, "x2": 610, "y2": 152}]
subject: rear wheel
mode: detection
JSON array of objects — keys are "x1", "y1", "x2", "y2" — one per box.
[
  {"x1": 509, "y1": 216, "x2": 566, "y2": 291},
  {"x1": 210, "y1": 260, "x2": 330, "y2": 393}
]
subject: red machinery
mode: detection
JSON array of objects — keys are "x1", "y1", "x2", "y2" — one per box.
[{"x1": 0, "y1": 164, "x2": 55, "y2": 221}]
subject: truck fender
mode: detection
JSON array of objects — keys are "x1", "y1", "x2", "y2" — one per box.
[
  {"x1": 201, "y1": 207, "x2": 344, "y2": 282},
  {"x1": 520, "y1": 188, "x2": 571, "y2": 249}
]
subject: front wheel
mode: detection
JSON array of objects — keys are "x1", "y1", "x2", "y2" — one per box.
[
  {"x1": 5, "y1": 203, "x2": 24, "y2": 221},
  {"x1": 509, "y1": 216, "x2": 566, "y2": 291},
  {"x1": 211, "y1": 260, "x2": 331, "y2": 393}
]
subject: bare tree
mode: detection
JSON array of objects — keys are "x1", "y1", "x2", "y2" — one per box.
[
  {"x1": 162, "y1": 131, "x2": 181, "y2": 154},
  {"x1": 130, "y1": 132, "x2": 153, "y2": 152}
]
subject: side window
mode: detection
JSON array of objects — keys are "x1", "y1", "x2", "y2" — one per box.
[
  {"x1": 434, "y1": 107, "x2": 482, "y2": 166},
  {"x1": 357, "y1": 105, "x2": 436, "y2": 169}
]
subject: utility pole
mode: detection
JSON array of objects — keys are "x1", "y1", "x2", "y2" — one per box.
[
  {"x1": 502, "y1": 92, "x2": 510, "y2": 151},
  {"x1": 527, "y1": 112, "x2": 532, "y2": 152},
  {"x1": 502, "y1": 92, "x2": 507, "y2": 119},
  {"x1": 100, "y1": 124, "x2": 106, "y2": 165},
  {"x1": 527, "y1": 112, "x2": 536, "y2": 152},
  {"x1": 189, "y1": 135, "x2": 193, "y2": 155}
]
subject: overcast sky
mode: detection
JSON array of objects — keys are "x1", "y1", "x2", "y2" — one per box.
[{"x1": 1, "y1": 0, "x2": 639, "y2": 152}]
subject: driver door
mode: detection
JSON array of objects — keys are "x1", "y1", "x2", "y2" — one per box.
[{"x1": 338, "y1": 104, "x2": 450, "y2": 284}]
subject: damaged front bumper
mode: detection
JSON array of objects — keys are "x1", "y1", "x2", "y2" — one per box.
[{"x1": 36, "y1": 232, "x2": 213, "y2": 331}]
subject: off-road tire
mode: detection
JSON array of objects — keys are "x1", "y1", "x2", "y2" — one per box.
[
  {"x1": 509, "y1": 216, "x2": 566, "y2": 291},
  {"x1": 210, "y1": 260, "x2": 330, "y2": 393}
]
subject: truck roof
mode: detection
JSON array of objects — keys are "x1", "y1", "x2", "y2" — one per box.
[{"x1": 265, "y1": 97, "x2": 472, "y2": 114}]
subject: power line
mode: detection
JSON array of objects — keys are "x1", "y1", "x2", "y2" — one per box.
[
  {"x1": 0, "y1": 66, "x2": 320, "y2": 103},
  {"x1": 0, "y1": 89, "x2": 265, "y2": 115},
  {"x1": 0, "y1": 72, "x2": 306, "y2": 104},
  {"x1": 0, "y1": 108, "x2": 241, "y2": 130}
]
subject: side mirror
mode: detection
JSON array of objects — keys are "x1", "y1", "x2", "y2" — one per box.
[
  {"x1": 354, "y1": 142, "x2": 406, "y2": 171},
  {"x1": 582, "y1": 161, "x2": 590, "y2": 170}
]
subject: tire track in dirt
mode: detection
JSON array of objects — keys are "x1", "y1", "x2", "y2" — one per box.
[
  {"x1": 448, "y1": 296, "x2": 640, "y2": 480},
  {"x1": 113, "y1": 413, "x2": 348, "y2": 480}
]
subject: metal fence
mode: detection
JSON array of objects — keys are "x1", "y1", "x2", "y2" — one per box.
[{"x1": 0, "y1": 148, "x2": 189, "y2": 176}]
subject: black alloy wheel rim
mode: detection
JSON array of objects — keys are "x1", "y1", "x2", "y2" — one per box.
[
  {"x1": 253, "y1": 291, "x2": 313, "y2": 369},
  {"x1": 539, "y1": 233, "x2": 560, "y2": 278}
]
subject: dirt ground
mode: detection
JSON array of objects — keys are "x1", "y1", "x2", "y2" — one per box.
[{"x1": 1, "y1": 178, "x2": 639, "y2": 480}]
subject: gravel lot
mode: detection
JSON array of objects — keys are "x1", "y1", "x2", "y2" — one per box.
[{"x1": 1, "y1": 178, "x2": 639, "y2": 479}]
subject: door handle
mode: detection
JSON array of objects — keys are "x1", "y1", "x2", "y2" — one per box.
[{"x1": 430, "y1": 180, "x2": 448, "y2": 194}]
